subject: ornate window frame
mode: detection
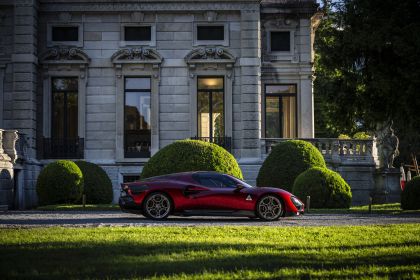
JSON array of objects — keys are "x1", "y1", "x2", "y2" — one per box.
[
  {"x1": 185, "y1": 47, "x2": 236, "y2": 139},
  {"x1": 262, "y1": 18, "x2": 299, "y2": 62},
  {"x1": 39, "y1": 47, "x2": 90, "y2": 141},
  {"x1": 111, "y1": 47, "x2": 163, "y2": 162}
]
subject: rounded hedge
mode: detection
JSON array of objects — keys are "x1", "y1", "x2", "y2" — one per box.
[
  {"x1": 292, "y1": 167, "x2": 352, "y2": 208},
  {"x1": 141, "y1": 140, "x2": 243, "y2": 179},
  {"x1": 74, "y1": 161, "x2": 113, "y2": 204},
  {"x1": 36, "y1": 160, "x2": 83, "y2": 205},
  {"x1": 256, "y1": 140, "x2": 326, "y2": 191},
  {"x1": 401, "y1": 176, "x2": 420, "y2": 210}
]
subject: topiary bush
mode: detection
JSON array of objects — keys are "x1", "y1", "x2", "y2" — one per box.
[
  {"x1": 141, "y1": 139, "x2": 243, "y2": 179},
  {"x1": 401, "y1": 176, "x2": 420, "y2": 210},
  {"x1": 256, "y1": 140, "x2": 326, "y2": 191},
  {"x1": 74, "y1": 161, "x2": 113, "y2": 204},
  {"x1": 36, "y1": 160, "x2": 83, "y2": 205},
  {"x1": 292, "y1": 167, "x2": 352, "y2": 208}
]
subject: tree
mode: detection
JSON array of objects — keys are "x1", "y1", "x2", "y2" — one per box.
[{"x1": 314, "y1": 0, "x2": 420, "y2": 162}]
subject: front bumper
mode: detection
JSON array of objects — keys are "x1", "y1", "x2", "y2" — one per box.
[{"x1": 285, "y1": 210, "x2": 304, "y2": 217}]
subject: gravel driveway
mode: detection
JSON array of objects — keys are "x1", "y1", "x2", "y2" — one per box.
[{"x1": 1, "y1": 210, "x2": 419, "y2": 228}]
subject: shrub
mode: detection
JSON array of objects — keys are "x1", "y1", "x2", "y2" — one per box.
[
  {"x1": 256, "y1": 140, "x2": 326, "y2": 192},
  {"x1": 353, "y1": 132, "x2": 371, "y2": 140},
  {"x1": 74, "y1": 161, "x2": 113, "y2": 204},
  {"x1": 401, "y1": 176, "x2": 420, "y2": 210},
  {"x1": 141, "y1": 140, "x2": 243, "y2": 179},
  {"x1": 292, "y1": 167, "x2": 352, "y2": 208},
  {"x1": 36, "y1": 160, "x2": 83, "y2": 205},
  {"x1": 338, "y1": 134, "x2": 351, "y2": 139}
]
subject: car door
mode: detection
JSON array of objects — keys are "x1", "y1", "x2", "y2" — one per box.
[{"x1": 189, "y1": 173, "x2": 249, "y2": 210}]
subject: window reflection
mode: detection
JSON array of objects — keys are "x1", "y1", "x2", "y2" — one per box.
[
  {"x1": 265, "y1": 85, "x2": 296, "y2": 138},
  {"x1": 124, "y1": 78, "x2": 151, "y2": 158},
  {"x1": 51, "y1": 77, "x2": 78, "y2": 139},
  {"x1": 197, "y1": 77, "x2": 224, "y2": 140}
]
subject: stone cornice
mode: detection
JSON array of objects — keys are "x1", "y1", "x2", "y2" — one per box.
[{"x1": 39, "y1": 1, "x2": 261, "y2": 12}]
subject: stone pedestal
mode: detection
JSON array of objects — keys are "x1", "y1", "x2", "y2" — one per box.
[{"x1": 373, "y1": 168, "x2": 401, "y2": 204}]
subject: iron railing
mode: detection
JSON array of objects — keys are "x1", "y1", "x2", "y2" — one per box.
[
  {"x1": 43, "y1": 137, "x2": 84, "y2": 159},
  {"x1": 191, "y1": 136, "x2": 232, "y2": 152}
]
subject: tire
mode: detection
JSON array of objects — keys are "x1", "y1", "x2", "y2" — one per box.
[
  {"x1": 256, "y1": 195, "x2": 284, "y2": 221},
  {"x1": 142, "y1": 192, "x2": 172, "y2": 220}
]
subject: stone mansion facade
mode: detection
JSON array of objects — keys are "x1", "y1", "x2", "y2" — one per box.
[{"x1": 0, "y1": 0, "x2": 321, "y2": 208}]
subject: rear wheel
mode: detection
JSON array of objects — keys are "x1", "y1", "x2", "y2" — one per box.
[
  {"x1": 143, "y1": 192, "x2": 172, "y2": 220},
  {"x1": 256, "y1": 195, "x2": 284, "y2": 221}
]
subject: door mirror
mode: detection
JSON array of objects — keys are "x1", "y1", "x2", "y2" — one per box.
[{"x1": 234, "y1": 184, "x2": 245, "y2": 192}]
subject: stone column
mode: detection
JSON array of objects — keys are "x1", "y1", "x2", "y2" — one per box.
[
  {"x1": 12, "y1": 0, "x2": 38, "y2": 159},
  {"x1": 299, "y1": 76, "x2": 314, "y2": 138},
  {"x1": 240, "y1": 7, "x2": 261, "y2": 160},
  {"x1": 0, "y1": 64, "x2": 5, "y2": 128}
]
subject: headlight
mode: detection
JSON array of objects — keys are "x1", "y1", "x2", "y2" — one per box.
[{"x1": 291, "y1": 196, "x2": 303, "y2": 208}]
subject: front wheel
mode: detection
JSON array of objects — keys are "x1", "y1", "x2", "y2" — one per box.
[
  {"x1": 143, "y1": 192, "x2": 172, "y2": 220},
  {"x1": 256, "y1": 195, "x2": 284, "y2": 221}
]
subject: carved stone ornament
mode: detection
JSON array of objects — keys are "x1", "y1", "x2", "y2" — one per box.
[
  {"x1": 375, "y1": 121, "x2": 400, "y2": 169},
  {"x1": 58, "y1": 12, "x2": 72, "y2": 22},
  {"x1": 205, "y1": 11, "x2": 217, "y2": 22},
  {"x1": 111, "y1": 48, "x2": 163, "y2": 64},
  {"x1": 131, "y1": 12, "x2": 145, "y2": 22},
  {"x1": 40, "y1": 47, "x2": 90, "y2": 63},
  {"x1": 185, "y1": 47, "x2": 235, "y2": 61}
]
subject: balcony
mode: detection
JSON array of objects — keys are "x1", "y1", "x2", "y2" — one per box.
[
  {"x1": 191, "y1": 136, "x2": 232, "y2": 152},
  {"x1": 42, "y1": 137, "x2": 84, "y2": 159}
]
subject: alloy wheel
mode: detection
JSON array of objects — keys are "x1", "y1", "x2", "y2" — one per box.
[
  {"x1": 144, "y1": 193, "x2": 171, "y2": 219},
  {"x1": 257, "y1": 195, "x2": 283, "y2": 221}
]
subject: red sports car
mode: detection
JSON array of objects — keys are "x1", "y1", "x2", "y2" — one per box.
[{"x1": 119, "y1": 171, "x2": 304, "y2": 221}]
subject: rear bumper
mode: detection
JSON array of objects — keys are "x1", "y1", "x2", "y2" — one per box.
[{"x1": 119, "y1": 196, "x2": 142, "y2": 214}]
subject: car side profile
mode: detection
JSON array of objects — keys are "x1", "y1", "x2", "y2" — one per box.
[{"x1": 119, "y1": 171, "x2": 304, "y2": 221}]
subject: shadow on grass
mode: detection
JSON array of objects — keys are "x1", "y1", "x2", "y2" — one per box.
[{"x1": 1, "y1": 240, "x2": 420, "y2": 278}]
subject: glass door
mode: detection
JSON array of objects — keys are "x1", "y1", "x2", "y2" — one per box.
[{"x1": 197, "y1": 77, "x2": 224, "y2": 140}]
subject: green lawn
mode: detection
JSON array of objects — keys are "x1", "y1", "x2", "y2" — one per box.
[
  {"x1": 1, "y1": 225, "x2": 420, "y2": 279},
  {"x1": 309, "y1": 203, "x2": 420, "y2": 215},
  {"x1": 36, "y1": 203, "x2": 119, "y2": 211}
]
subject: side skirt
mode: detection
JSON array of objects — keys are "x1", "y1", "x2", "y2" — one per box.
[{"x1": 173, "y1": 209, "x2": 256, "y2": 217}]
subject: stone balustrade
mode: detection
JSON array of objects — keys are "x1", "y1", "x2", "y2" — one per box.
[{"x1": 261, "y1": 138, "x2": 378, "y2": 166}]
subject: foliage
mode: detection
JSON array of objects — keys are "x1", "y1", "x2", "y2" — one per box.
[
  {"x1": 74, "y1": 161, "x2": 113, "y2": 204},
  {"x1": 292, "y1": 167, "x2": 352, "y2": 208},
  {"x1": 338, "y1": 134, "x2": 351, "y2": 139},
  {"x1": 314, "y1": 0, "x2": 420, "y2": 161},
  {"x1": 256, "y1": 140, "x2": 326, "y2": 192},
  {"x1": 36, "y1": 160, "x2": 83, "y2": 205},
  {"x1": 1, "y1": 225, "x2": 420, "y2": 279},
  {"x1": 352, "y1": 132, "x2": 371, "y2": 140},
  {"x1": 338, "y1": 132, "x2": 371, "y2": 140},
  {"x1": 401, "y1": 176, "x2": 420, "y2": 210},
  {"x1": 141, "y1": 140, "x2": 243, "y2": 179}
]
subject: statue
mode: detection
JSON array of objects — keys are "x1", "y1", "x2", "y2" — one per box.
[{"x1": 376, "y1": 122, "x2": 399, "y2": 169}]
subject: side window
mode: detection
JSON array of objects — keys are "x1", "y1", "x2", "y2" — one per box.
[
  {"x1": 199, "y1": 177, "x2": 220, "y2": 188},
  {"x1": 193, "y1": 174, "x2": 237, "y2": 188},
  {"x1": 218, "y1": 175, "x2": 237, "y2": 188}
]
